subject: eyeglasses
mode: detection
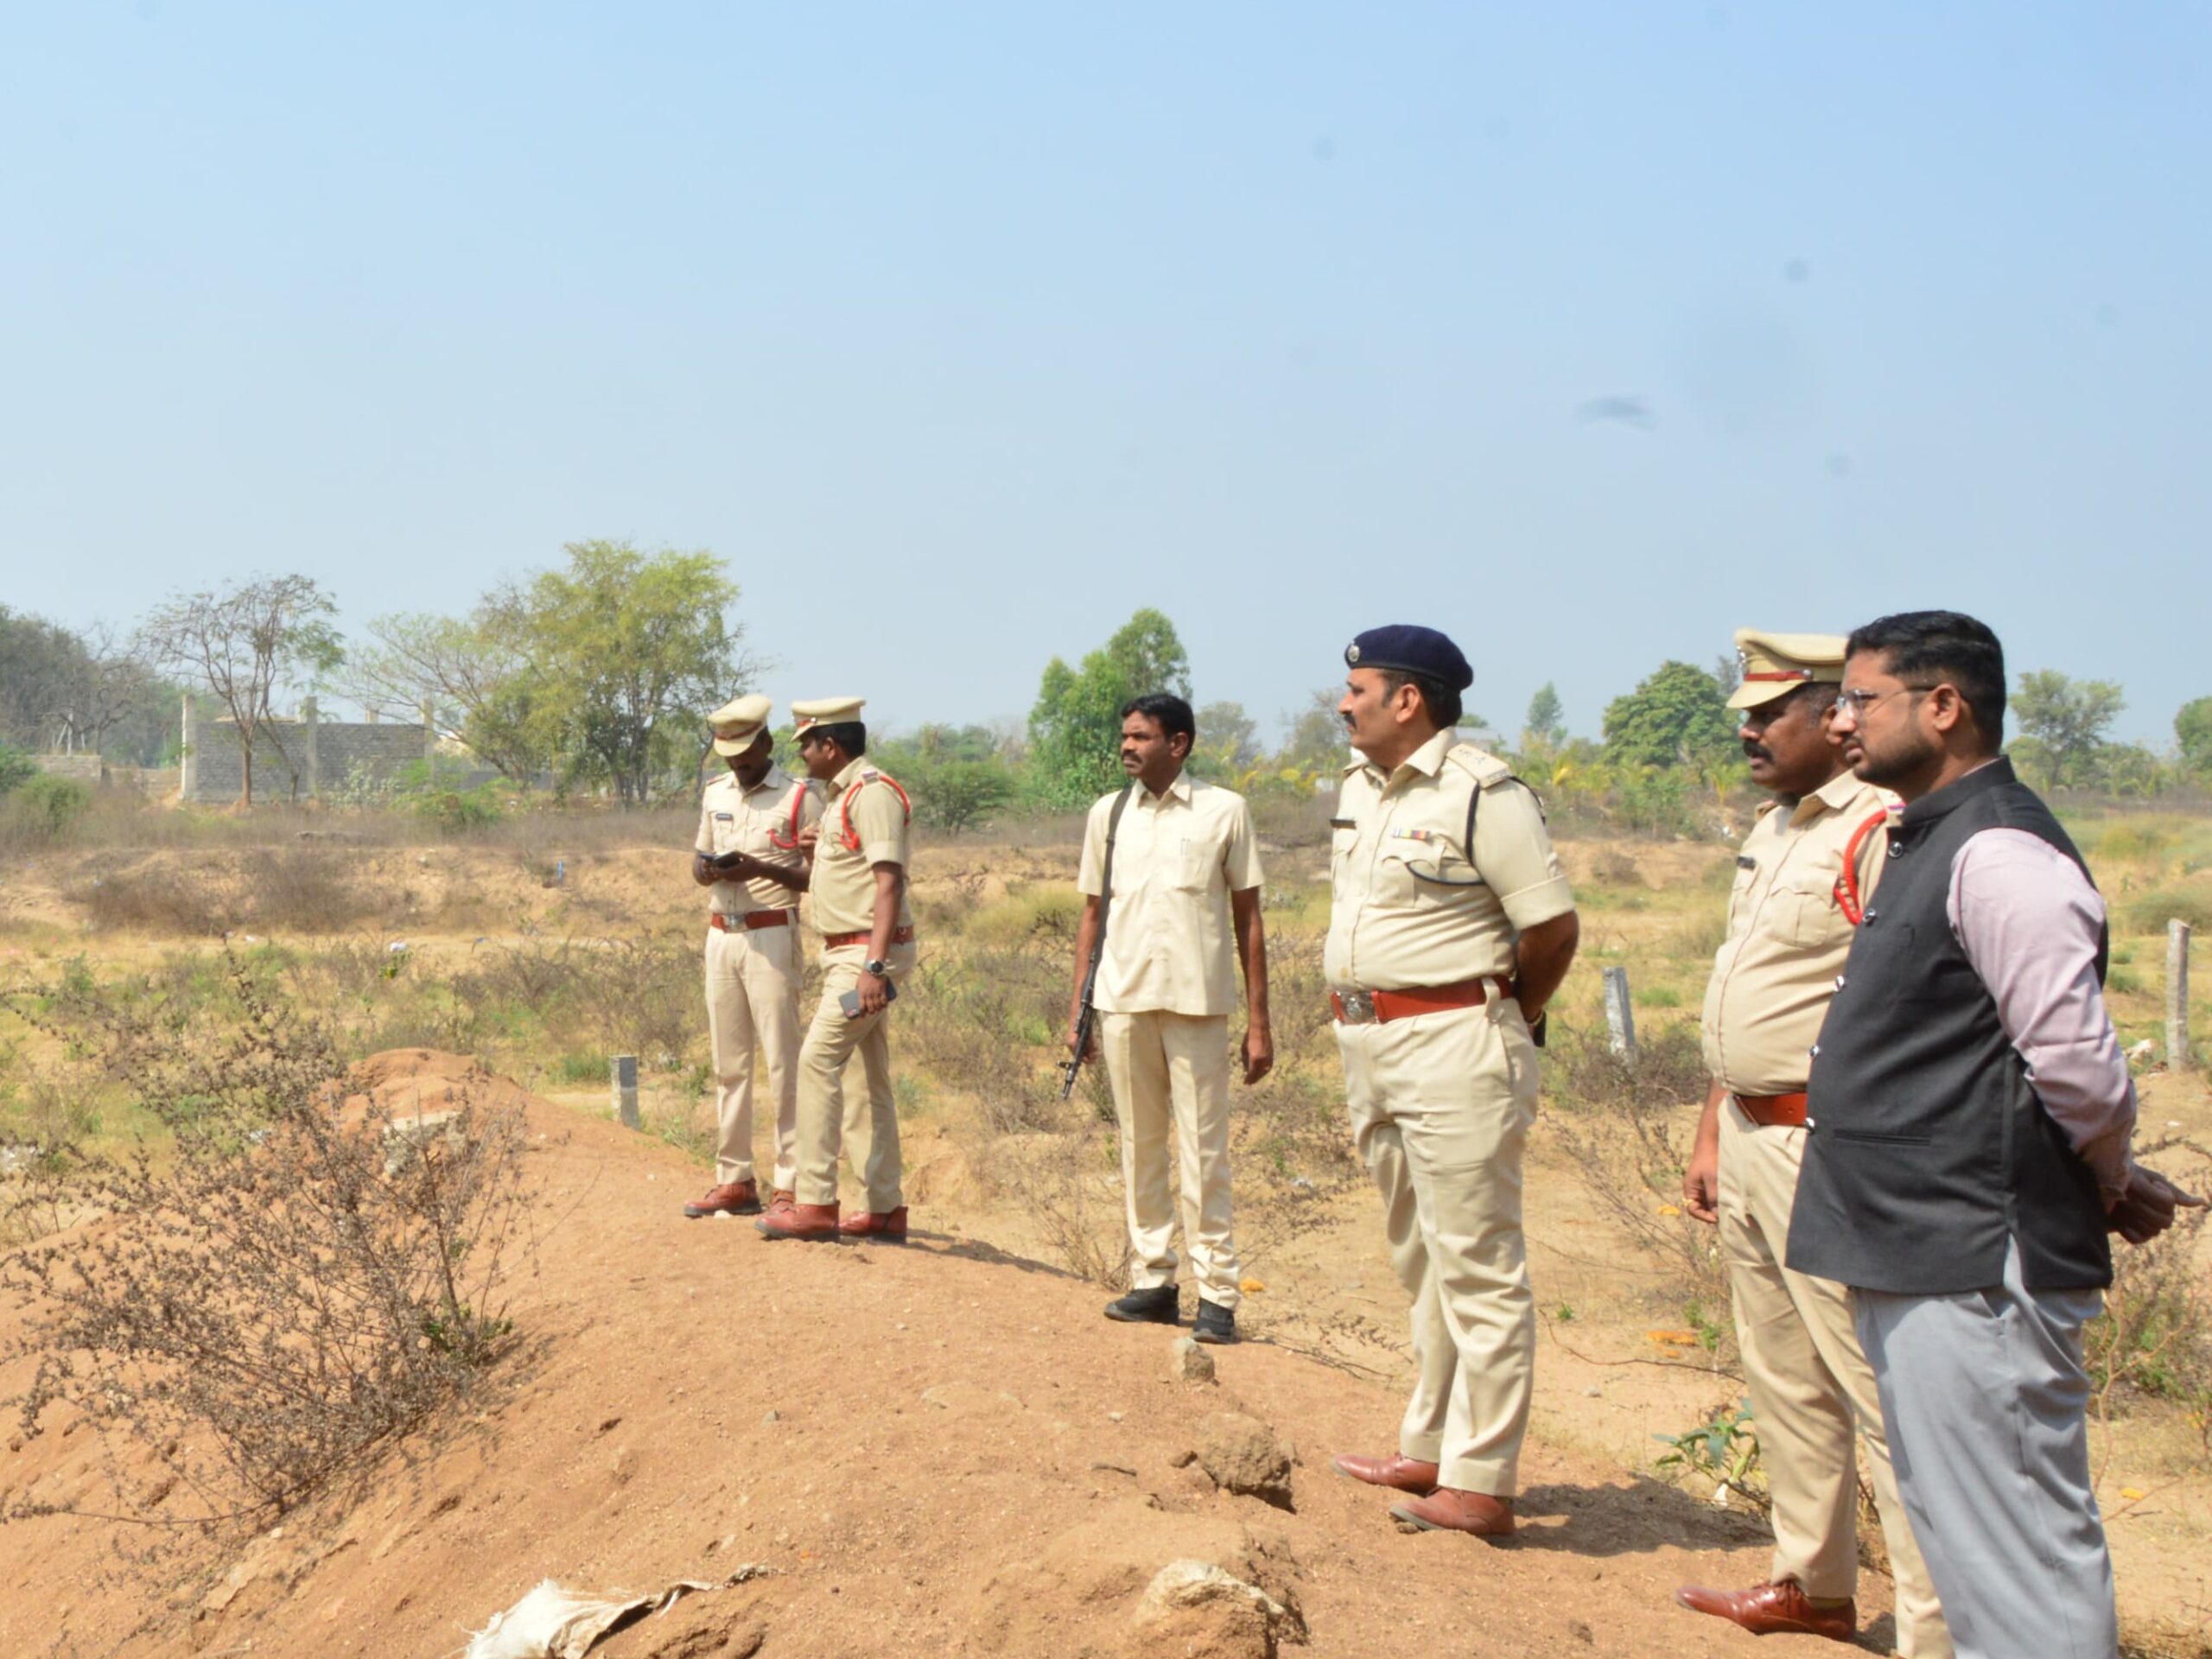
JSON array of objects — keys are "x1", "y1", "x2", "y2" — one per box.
[{"x1": 1833, "y1": 685, "x2": 1930, "y2": 717}]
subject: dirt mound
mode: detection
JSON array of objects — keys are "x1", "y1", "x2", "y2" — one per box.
[{"x1": 1, "y1": 1055, "x2": 1849, "y2": 1658}]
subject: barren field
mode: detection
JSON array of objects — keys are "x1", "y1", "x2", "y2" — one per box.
[{"x1": 3, "y1": 809, "x2": 2208, "y2": 1658}]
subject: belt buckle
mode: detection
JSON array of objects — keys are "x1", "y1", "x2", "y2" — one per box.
[{"x1": 1337, "y1": 988, "x2": 1377, "y2": 1026}]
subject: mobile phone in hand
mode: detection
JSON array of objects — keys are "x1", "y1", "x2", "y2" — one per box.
[{"x1": 838, "y1": 980, "x2": 898, "y2": 1018}]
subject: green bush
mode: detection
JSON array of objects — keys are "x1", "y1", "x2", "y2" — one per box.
[
  {"x1": 0, "y1": 772, "x2": 92, "y2": 844},
  {"x1": 412, "y1": 784, "x2": 505, "y2": 834},
  {"x1": 0, "y1": 744, "x2": 37, "y2": 796}
]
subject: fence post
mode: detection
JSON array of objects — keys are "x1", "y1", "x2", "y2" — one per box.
[
  {"x1": 611, "y1": 1054, "x2": 640, "y2": 1129},
  {"x1": 2169, "y1": 920, "x2": 2193, "y2": 1071},
  {"x1": 1601, "y1": 965, "x2": 1637, "y2": 1063}
]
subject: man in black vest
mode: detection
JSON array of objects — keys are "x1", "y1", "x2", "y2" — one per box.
[{"x1": 1789, "y1": 611, "x2": 2200, "y2": 1659}]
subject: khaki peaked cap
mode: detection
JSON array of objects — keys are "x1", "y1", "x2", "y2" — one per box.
[
  {"x1": 1728, "y1": 628, "x2": 1849, "y2": 711},
  {"x1": 791, "y1": 696, "x2": 865, "y2": 732},
  {"x1": 707, "y1": 693, "x2": 772, "y2": 756}
]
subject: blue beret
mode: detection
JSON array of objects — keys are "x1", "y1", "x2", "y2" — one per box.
[{"x1": 1344, "y1": 625, "x2": 1472, "y2": 691}]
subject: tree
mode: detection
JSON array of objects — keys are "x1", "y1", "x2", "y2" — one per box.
[
  {"x1": 2011, "y1": 671, "x2": 2125, "y2": 790},
  {"x1": 1522, "y1": 683, "x2": 1567, "y2": 750},
  {"x1": 500, "y1": 540, "x2": 752, "y2": 804},
  {"x1": 1026, "y1": 608, "x2": 1193, "y2": 809},
  {"x1": 2173, "y1": 697, "x2": 2212, "y2": 779},
  {"x1": 1188, "y1": 701, "x2": 1262, "y2": 782},
  {"x1": 1601, "y1": 661, "x2": 1736, "y2": 771},
  {"x1": 873, "y1": 724, "x2": 1018, "y2": 834},
  {"x1": 1276, "y1": 687, "x2": 1350, "y2": 780},
  {"x1": 341, "y1": 607, "x2": 549, "y2": 785},
  {"x1": 138, "y1": 575, "x2": 343, "y2": 805}
]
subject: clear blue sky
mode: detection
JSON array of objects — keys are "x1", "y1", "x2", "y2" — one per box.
[{"x1": 4, "y1": 3, "x2": 2205, "y2": 747}]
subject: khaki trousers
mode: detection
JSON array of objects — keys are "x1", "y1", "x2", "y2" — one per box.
[
  {"x1": 703, "y1": 920, "x2": 804, "y2": 1188},
  {"x1": 1338, "y1": 999, "x2": 1535, "y2": 1497},
  {"x1": 1099, "y1": 1009, "x2": 1242, "y2": 1311},
  {"x1": 1720, "y1": 1099, "x2": 1951, "y2": 1658},
  {"x1": 793, "y1": 943, "x2": 916, "y2": 1212}
]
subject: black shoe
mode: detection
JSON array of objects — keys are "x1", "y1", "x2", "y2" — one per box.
[
  {"x1": 1192, "y1": 1300, "x2": 1237, "y2": 1344},
  {"x1": 1103, "y1": 1285, "x2": 1179, "y2": 1325}
]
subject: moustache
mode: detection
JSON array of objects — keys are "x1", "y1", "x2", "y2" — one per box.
[{"x1": 1742, "y1": 741, "x2": 1771, "y2": 763}]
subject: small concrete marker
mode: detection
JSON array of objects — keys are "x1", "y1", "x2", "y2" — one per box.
[{"x1": 612, "y1": 1054, "x2": 640, "y2": 1129}]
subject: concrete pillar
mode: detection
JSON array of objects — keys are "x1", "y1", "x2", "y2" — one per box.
[
  {"x1": 302, "y1": 696, "x2": 321, "y2": 800},
  {"x1": 180, "y1": 694, "x2": 198, "y2": 801},
  {"x1": 421, "y1": 699, "x2": 439, "y2": 760}
]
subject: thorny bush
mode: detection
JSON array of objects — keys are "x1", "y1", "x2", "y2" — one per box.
[
  {"x1": 1542, "y1": 1017, "x2": 1737, "y2": 1372},
  {"x1": 1, "y1": 950, "x2": 531, "y2": 1523}
]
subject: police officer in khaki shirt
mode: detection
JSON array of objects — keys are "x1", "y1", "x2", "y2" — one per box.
[
  {"x1": 756, "y1": 697, "x2": 919, "y2": 1244},
  {"x1": 684, "y1": 694, "x2": 823, "y2": 1219},
  {"x1": 1674, "y1": 630, "x2": 1950, "y2": 1656},
  {"x1": 1067, "y1": 694, "x2": 1271, "y2": 1344},
  {"x1": 1324, "y1": 626, "x2": 1579, "y2": 1541}
]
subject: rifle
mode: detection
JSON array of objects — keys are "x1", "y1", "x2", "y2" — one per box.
[{"x1": 1059, "y1": 785, "x2": 1132, "y2": 1099}]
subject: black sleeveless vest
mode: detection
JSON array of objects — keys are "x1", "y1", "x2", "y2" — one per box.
[{"x1": 1786, "y1": 758, "x2": 2113, "y2": 1295}]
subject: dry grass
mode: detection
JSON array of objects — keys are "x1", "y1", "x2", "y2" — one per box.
[{"x1": 1, "y1": 955, "x2": 531, "y2": 1524}]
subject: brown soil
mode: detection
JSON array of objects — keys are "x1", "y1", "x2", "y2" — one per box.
[{"x1": 3, "y1": 1047, "x2": 1878, "y2": 1659}]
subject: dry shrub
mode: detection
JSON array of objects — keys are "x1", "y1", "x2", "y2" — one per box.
[
  {"x1": 65, "y1": 848, "x2": 385, "y2": 935},
  {"x1": 2087, "y1": 1139, "x2": 2212, "y2": 1456},
  {"x1": 1543, "y1": 1018, "x2": 1735, "y2": 1370},
  {"x1": 969, "y1": 1120, "x2": 1133, "y2": 1289},
  {"x1": 1, "y1": 954, "x2": 529, "y2": 1522},
  {"x1": 901, "y1": 891, "x2": 1077, "y2": 1135},
  {"x1": 448, "y1": 935, "x2": 699, "y2": 1068},
  {"x1": 1586, "y1": 846, "x2": 1643, "y2": 886}
]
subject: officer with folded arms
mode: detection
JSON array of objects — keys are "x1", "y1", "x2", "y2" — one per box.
[{"x1": 1323, "y1": 625, "x2": 1579, "y2": 1541}]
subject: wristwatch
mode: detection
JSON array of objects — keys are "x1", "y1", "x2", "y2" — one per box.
[{"x1": 864, "y1": 957, "x2": 891, "y2": 977}]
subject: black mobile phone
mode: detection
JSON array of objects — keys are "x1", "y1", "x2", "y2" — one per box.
[{"x1": 838, "y1": 980, "x2": 898, "y2": 1018}]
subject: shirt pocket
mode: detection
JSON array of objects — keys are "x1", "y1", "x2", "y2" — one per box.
[
  {"x1": 1378, "y1": 830, "x2": 1477, "y2": 907},
  {"x1": 708, "y1": 811, "x2": 739, "y2": 856},
  {"x1": 1173, "y1": 825, "x2": 1225, "y2": 892},
  {"x1": 1758, "y1": 875, "x2": 1848, "y2": 951}
]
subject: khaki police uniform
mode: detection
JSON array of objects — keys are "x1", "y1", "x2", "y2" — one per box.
[
  {"x1": 1077, "y1": 773, "x2": 1264, "y2": 1312},
  {"x1": 696, "y1": 715, "x2": 821, "y2": 1192},
  {"x1": 792, "y1": 702, "x2": 917, "y2": 1214},
  {"x1": 1326, "y1": 729, "x2": 1573, "y2": 1497},
  {"x1": 1701, "y1": 629, "x2": 1948, "y2": 1657}
]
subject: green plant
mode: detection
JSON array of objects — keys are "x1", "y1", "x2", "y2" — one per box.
[
  {"x1": 1655, "y1": 1398, "x2": 1765, "y2": 1511},
  {"x1": 0, "y1": 772, "x2": 92, "y2": 846}
]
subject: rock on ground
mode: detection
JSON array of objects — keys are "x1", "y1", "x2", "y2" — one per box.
[{"x1": 1194, "y1": 1412, "x2": 1294, "y2": 1506}]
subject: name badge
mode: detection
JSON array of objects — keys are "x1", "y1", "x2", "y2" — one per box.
[
  {"x1": 1736, "y1": 855, "x2": 1756, "y2": 869},
  {"x1": 714, "y1": 811, "x2": 734, "y2": 822}
]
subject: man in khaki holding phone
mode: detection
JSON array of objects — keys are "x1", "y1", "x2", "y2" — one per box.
[
  {"x1": 756, "y1": 696, "x2": 919, "y2": 1244},
  {"x1": 684, "y1": 693, "x2": 820, "y2": 1219}
]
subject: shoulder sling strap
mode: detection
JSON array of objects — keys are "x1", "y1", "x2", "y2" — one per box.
[{"x1": 1831, "y1": 805, "x2": 1892, "y2": 925}]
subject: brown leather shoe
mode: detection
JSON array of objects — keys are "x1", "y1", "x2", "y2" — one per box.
[
  {"x1": 754, "y1": 1201, "x2": 840, "y2": 1241},
  {"x1": 765, "y1": 1188, "x2": 797, "y2": 1216},
  {"x1": 1331, "y1": 1452, "x2": 1440, "y2": 1495},
  {"x1": 683, "y1": 1180, "x2": 760, "y2": 1218},
  {"x1": 1674, "y1": 1580, "x2": 1856, "y2": 1642},
  {"x1": 1389, "y1": 1486, "x2": 1515, "y2": 1539},
  {"x1": 839, "y1": 1205, "x2": 908, "y2": 1241}
]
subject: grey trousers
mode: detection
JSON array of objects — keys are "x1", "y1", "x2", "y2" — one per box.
[{"x1": 1855, "y1": 1238, "x2": 2117, "y2": 1659}]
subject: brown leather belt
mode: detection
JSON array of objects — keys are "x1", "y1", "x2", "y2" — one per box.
[
  {"x1": 1734, "y1": 1090, "x2": 1808, "y2": 1128},
  {"x1": 823, "y1": 924, "x2": 917, "y2": 950},
  {"x1": 1332, "y1": 975, "x2": 1516, "y2": 1027},
  {"x1": 710, "y1": 909, "x2": 796, "y2": 932}
]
